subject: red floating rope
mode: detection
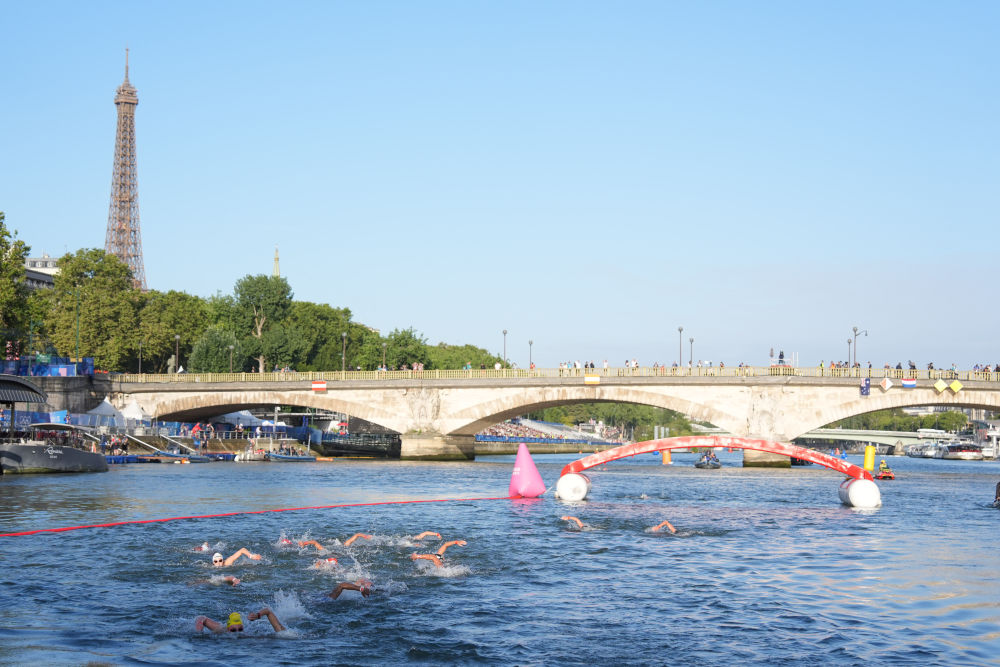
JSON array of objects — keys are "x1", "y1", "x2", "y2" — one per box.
[{"x1": 0, "y1": 495, "x2": 515, "y2": 537}]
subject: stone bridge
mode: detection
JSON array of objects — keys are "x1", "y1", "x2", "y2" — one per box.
[{"x1": 103, "y1": 368, "x2": 1000, "y2": 460}]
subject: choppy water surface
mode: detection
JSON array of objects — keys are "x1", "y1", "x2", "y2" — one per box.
[{"x1": 1, "y1": 452, "x2": 998, "y2": 665}]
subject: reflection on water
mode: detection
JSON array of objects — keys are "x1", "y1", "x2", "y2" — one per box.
[{"x1": 1, "y1": 452, "x2": 998, "y2": 665}]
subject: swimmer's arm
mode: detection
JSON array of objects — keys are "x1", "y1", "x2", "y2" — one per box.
[
  {"x1": 195, "y1": 615, "x2": 224, "y2": 633},
  {"x1": 224, "y1": 575, "x2": 240, "y2": 586},
  {"x1": 224, "y1": 547, "x2": 261, "y2": 565},
  {"x1": 436, "y1": 539, "x2": 467, "y2": 556},
  {"x1": 412, "y1": 531, "x2": 441, "y2": 541},
  {"x1": 651, "y1": 520, "x2": 676, "y2": 534},
  {"x1": 248, "y1": 607, "x2": 285, "y2": 632},
  {"x1": 343, "y1": 533, "x2": 372, "y2": 547},
  {"x1": 329, "y1": 581, "x2": 371, "y2": 599},
  {"x1": 410, "y1": 553, "x2": 443, "y2": 567},
  {"x1": 561, "y1": 516, "x2": 584, "y2": 528},
  {"x1": 298, "y1": 540, "x2": 325, "y2": 551}
]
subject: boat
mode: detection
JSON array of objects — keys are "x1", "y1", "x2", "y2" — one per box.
[
  {"x1": 1, "y1": 423, "x2": 109, "y2": 474},
  {"x1": 266, "y1": 452, "x2": 316, "y2": 462},
  {"x1": 235, "y1": 446, "x2": 267, "y2": 462},
  {"x1": 875, "y1": 469, "x2": 895, "y2": 480},
  {"x1": 935, "y1": 441, "x2": 983, "y2": 461}
]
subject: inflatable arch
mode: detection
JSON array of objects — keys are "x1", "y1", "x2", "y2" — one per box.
[{"x1": 556, "y1": 435, "x2": 880, "y2": 508}]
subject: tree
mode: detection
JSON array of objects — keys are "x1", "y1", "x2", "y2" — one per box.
[
  {"x1": 47, "y1": 249, "x2": 139, "y2": 369},
  {"x1": 136, "y1": 290, "x2": 210, "y2": 372},
  {"x1": 426, "y1": 342, "x2": 501, "y2": 370},
  {"x1": 189, "y1": 326, "x2": 245, "y2": 373},
  {"x1": 384, "y1": 328, "x2": 430, "y2": 370},
  {"x1": 0, "y1": 211, "x2": 31, "y2": 335},
  {"x1": 234, "y1": 274, "x2": 293, "y2": 372}
]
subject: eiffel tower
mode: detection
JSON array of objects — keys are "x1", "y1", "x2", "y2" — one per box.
[{"x1": 105, "y1": 49, "x2": 147, "y2": 290}]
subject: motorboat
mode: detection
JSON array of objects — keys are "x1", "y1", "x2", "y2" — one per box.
[
  {"x1": 235, "y1": 447, "x2": 267, "y2": 462},
  {"x1": 875, "y1": 468, "x2": 895, "y2": 480},
  {"x1": 266, "y1": 451, "x2": 316, "y2": 462},
  {"x1": 935, "y1": 441, "x2": 983, "y2": 461},
  {"x1": 1, "y1": 423, "x2": 109, "y2": 474}
]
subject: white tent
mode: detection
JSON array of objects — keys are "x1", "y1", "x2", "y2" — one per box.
[
  {"x1": 87, "y1": 397, "x2": 123, "y2": 419},
  {"x1": 120, "y1": 399, "x2": 152, "y2": 421},
  {"x1": 209, "y1": 410, "x2": 264, "y2": 427}
]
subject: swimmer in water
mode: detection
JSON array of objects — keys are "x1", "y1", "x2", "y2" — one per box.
[
  {"x1": 343, "y1": 533, "x2": 372, "y2": 547},
  {"x1": 561, "y1": 516, "x2": 584, "y2": 529},
  {"x1": 649, "y1": 520, "x2": 676, "y2": 534},
  {"x1": 195, "y1": 607, "x2": 285, "y2": 633},
  {"x1": 436, "y1": 539, "x2": 466, "y2": 556},
  {"x1": 994, "y1": 481, "x2": 1000, "y2": 506},
  {"x1": 193, "y1": 542, "x2": 211, "y2": 552},
  {"x1": 410, "y1": 553, "x2": 444, "y2": 568},
  {"x1": 191, "y1": 575, "x2": 241, "y2": 586},
  {"x1": 412, "y1": 531, "x2": 441, "y2": 541},
  {"x1": 298, "y1": 540, "x2": 326, "y2": 552},
  {"x1": 212, "y1": 548, "x2": 261, "y2": 567},
  {"x1": 329, "y1": 579, "x2": 373, "y2": 599},
  {"x1": 313, "y1": 557, "x2": 338, "y2": 567}
]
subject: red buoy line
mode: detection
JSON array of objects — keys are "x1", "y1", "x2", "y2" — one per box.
[{"x1": 0, "y1": 495, "x2": 515, "y2": 538}]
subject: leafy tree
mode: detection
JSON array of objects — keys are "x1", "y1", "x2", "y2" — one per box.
[
  {"x1": 234, "y1": 274, "x2": 293, "y2": 372},
  {"x1": 384, "y1": 328, "x2": 430, "y2": 370},
  {"x1": 425, "y1": 342, "x2": 501, "y2": 370},
  {"x1": 47, "y1": 249, "x2": 139, "y2": 369},
  {"x1": 284, "y1": 301, "x2": 352, "y2": 370},
  {"x1": 189, "y1": 326, "x2": 246, "y2": 372},
  {"x1": 136, "y1": 290, "x2": 210, "y2": 372},
  {"x1": 0, "y1": 211, "x2": 31, "y2": 335}
]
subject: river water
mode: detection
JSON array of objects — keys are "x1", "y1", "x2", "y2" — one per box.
[{"x1": 1, "y1": 452, "x2": 998, "y2": 666}]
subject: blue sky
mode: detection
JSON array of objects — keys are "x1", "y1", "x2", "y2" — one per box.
[{"x1": 2, "y1": 2, "x2": 998, "y2": 368}]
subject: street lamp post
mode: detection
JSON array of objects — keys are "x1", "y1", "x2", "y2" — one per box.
[
  {"x1": 174, "y1": 334, "x2": 180, "y2": 373},
  {"x1": 847, "y1": 339, "x2": 852, "y2": 367},
  {"x1": 228, "y1": 344, "x2": 234, "y2": 373},
  {"x1": 341, "y1": 332, "x2": 347, "y2": 373},
  {"x1": 382, "y1": 342, "x2": 387, "y2": 370},
  {"x1": 689, "y1": 337, "x2": 694, "y2": 368},
  {"x1": 502, "y1": 330, "x2": 507, "y2": 367},
  {"x1": 677, "y1": 326, "x2": 683, "y2": 367},
  {"x1": 529, "y1": 340, "x2": 533, "y2": 368},
  {"x1": 851, "y1": 326, "x2": 868, "y2": 367}
]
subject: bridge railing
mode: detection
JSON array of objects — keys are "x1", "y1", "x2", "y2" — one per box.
[{"x1": 112, "y1": 366, "x2": 1000, "y2": 384}]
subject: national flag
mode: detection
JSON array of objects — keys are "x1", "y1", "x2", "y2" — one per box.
[
  {"x1": 311, "y1": 380, "x2": 327, "y2": 392},
  {"x1": 860, "y1": 378, "x2": 870, "y2": 396},
  {"x1": 901, "y1": 378, "x2": 917, "y2": 388}
]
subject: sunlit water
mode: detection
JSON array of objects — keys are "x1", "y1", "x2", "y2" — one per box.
[{"x1": 1, "y1": 452, "x2": 998, "y2": 665}]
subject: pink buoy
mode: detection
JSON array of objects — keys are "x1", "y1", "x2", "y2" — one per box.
[{"x1": 509, "y1": 443, "x2": 546, "y2": 498}]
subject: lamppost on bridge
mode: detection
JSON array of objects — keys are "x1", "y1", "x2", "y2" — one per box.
[
  {"x1": 851, "y1": 326, "x2": 868, "y2": 367},
  {"x1": 529, "y1": 340, "x2": 533, "y2": 368},
  {"x1": 677, "y1": 326, "x2": 683, "y2": 367},
  {"x1": 341, "y1": 332, "x2": 347, "y2": 373},
  {"x1": 228, "y1": 344, "x2": 234, "y2": 373},
  {"x1": 847, "y1": 338, "x2": 851, "y2": 366},
  {"x1": 382, "y1": 342, "x2": 387, "y2": 370},
  {"x1": 689, "y1": 337, "x2": 694, "y2": 369},
  {"x1": 174, "y1": 334, "x2": 180, "y2": 374},
  {"x1": 502, "y1": 329, "x2": 507, "y2": 367}
]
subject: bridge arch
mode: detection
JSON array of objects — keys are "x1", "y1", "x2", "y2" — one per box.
[{"x1": 559, "y1": 435, "x2": 874, "y2": 481}]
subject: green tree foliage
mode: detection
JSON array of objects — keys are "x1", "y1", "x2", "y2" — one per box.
[
  {"x1": 831, "y1": 408, "x2": 968, "y2": 432},
  {"x1": 234, "y1": 274, "x2": 293, "y2": 372},
  {"x1": 527, "y1": 403, "x2": 694, "y2": 440},
  {"x1": 284, "y1": 301, "x2": 351, "y2": 370},
  {"x1": 189, "y1": 326, "x2": 245, "y2": 372},
  {"x1": 384, "y1": 328, "x2": 430, "y2": 369},
  {"x1": 425, "y1": 342, "x2": 501, "y2": 370},
  {"x1": 0, "y1": 211, "x2": 31, "y2": 334},
  {"x1": 136, "y1": 290, "x2": 210, "y2": 372},
  {"x1": 47, "y1": 249, "x2": 139, "y2": 369}
]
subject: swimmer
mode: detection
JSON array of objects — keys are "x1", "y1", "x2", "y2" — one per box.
[
  {"x1": 313, "y1": 557, "x2": 338, "y2": 567},
  {"x1": 994, "y1": 481, "x2": 1000, "y2": 506},
  {"x1": 649, "y1": 520, "x2": 676, "y2": 534},
  {"x1": 329, "y1": 578, "x2": 373, "y2": 599},
  {"x1": 561, "y1": 516, "x2": 584, "y2": 529},
  {"x1": 277, "y1": 537, "x2": 293, "y2": 545},
  {"x1": 193, "y1": 542, "x2": 211, "y2": 552},
  {"x1": 195, "y1": 606, "x2": 285, "y2": 633},
  {"x1": 343, "y1": 533, "x2": 372, "y2": 547},
  {"x1": 212, "y1": 548, "x2": 261, "y2": 567},
  {"x1": 191, "y1": 575, "x2": 241, "y2": 587},
  {"x1": 410, "y1": 553, "x2": 444, "y2": 568},
  {"x1": 298, "y1": 540, "x2": 326, "y2": 552},
  {"x1": 412, "y1": 531, "x2": 441, "y2": 541},
  {"x1": 436, "y1": 539, "x2": 467, "y2": 556}
]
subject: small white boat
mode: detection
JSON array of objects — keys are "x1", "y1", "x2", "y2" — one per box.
[
  {"x1": 936, "y1": 441, "x2": 983, "y2": 461},
  {"x1": 235, "y1": 447, "x2": 267, "y2": 462}
]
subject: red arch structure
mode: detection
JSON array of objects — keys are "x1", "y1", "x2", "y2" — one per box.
[{"x1": 560, "y1": 435, "x2": 873, "y2": 481}]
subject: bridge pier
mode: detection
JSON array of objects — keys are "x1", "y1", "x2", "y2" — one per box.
[
  {"x1": 399, "y1": 434, "x2": 476, "y2": 461},
  {"x1": 742, "y1": 449, "x2": 791, "y2": 468}
]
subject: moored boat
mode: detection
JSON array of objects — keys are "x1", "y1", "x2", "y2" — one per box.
[
  {"x1": 266, "y1": 452, "x2": 316, "y2": 462},
  {"x1": 937, "y1": 441, "x2": 983, "y2": 461}
]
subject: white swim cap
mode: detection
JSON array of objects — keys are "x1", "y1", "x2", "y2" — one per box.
[{"x1": 213, "y1": 552, "x2": 224, "y2": 561}]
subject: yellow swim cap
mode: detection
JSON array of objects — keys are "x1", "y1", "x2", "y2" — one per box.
[{"x1": 227, "y1": 612, "x2": 243, "y2": 627}]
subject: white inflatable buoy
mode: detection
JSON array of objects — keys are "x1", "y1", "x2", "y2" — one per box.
[
  {"x1": 556, "y1": 473, "x2": 591, "y2": 501},
  {"x1": 839, "y1": 478, "x2": 881, "y2": 508}
]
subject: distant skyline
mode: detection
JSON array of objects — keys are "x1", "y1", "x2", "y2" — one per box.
[{"x1": 2, "y1": 2, "x2": 998, "y2": 368}]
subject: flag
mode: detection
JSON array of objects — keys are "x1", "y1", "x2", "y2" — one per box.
[
  {"x1": 311, "y1": 380, "x2": 327, "y2": 392},
  {"x1": 860, "y1": 378, "x2": 870, "y2": 396},
  {"x1": 901, "y1": 378, "x2": 917, "y2": 388}
]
